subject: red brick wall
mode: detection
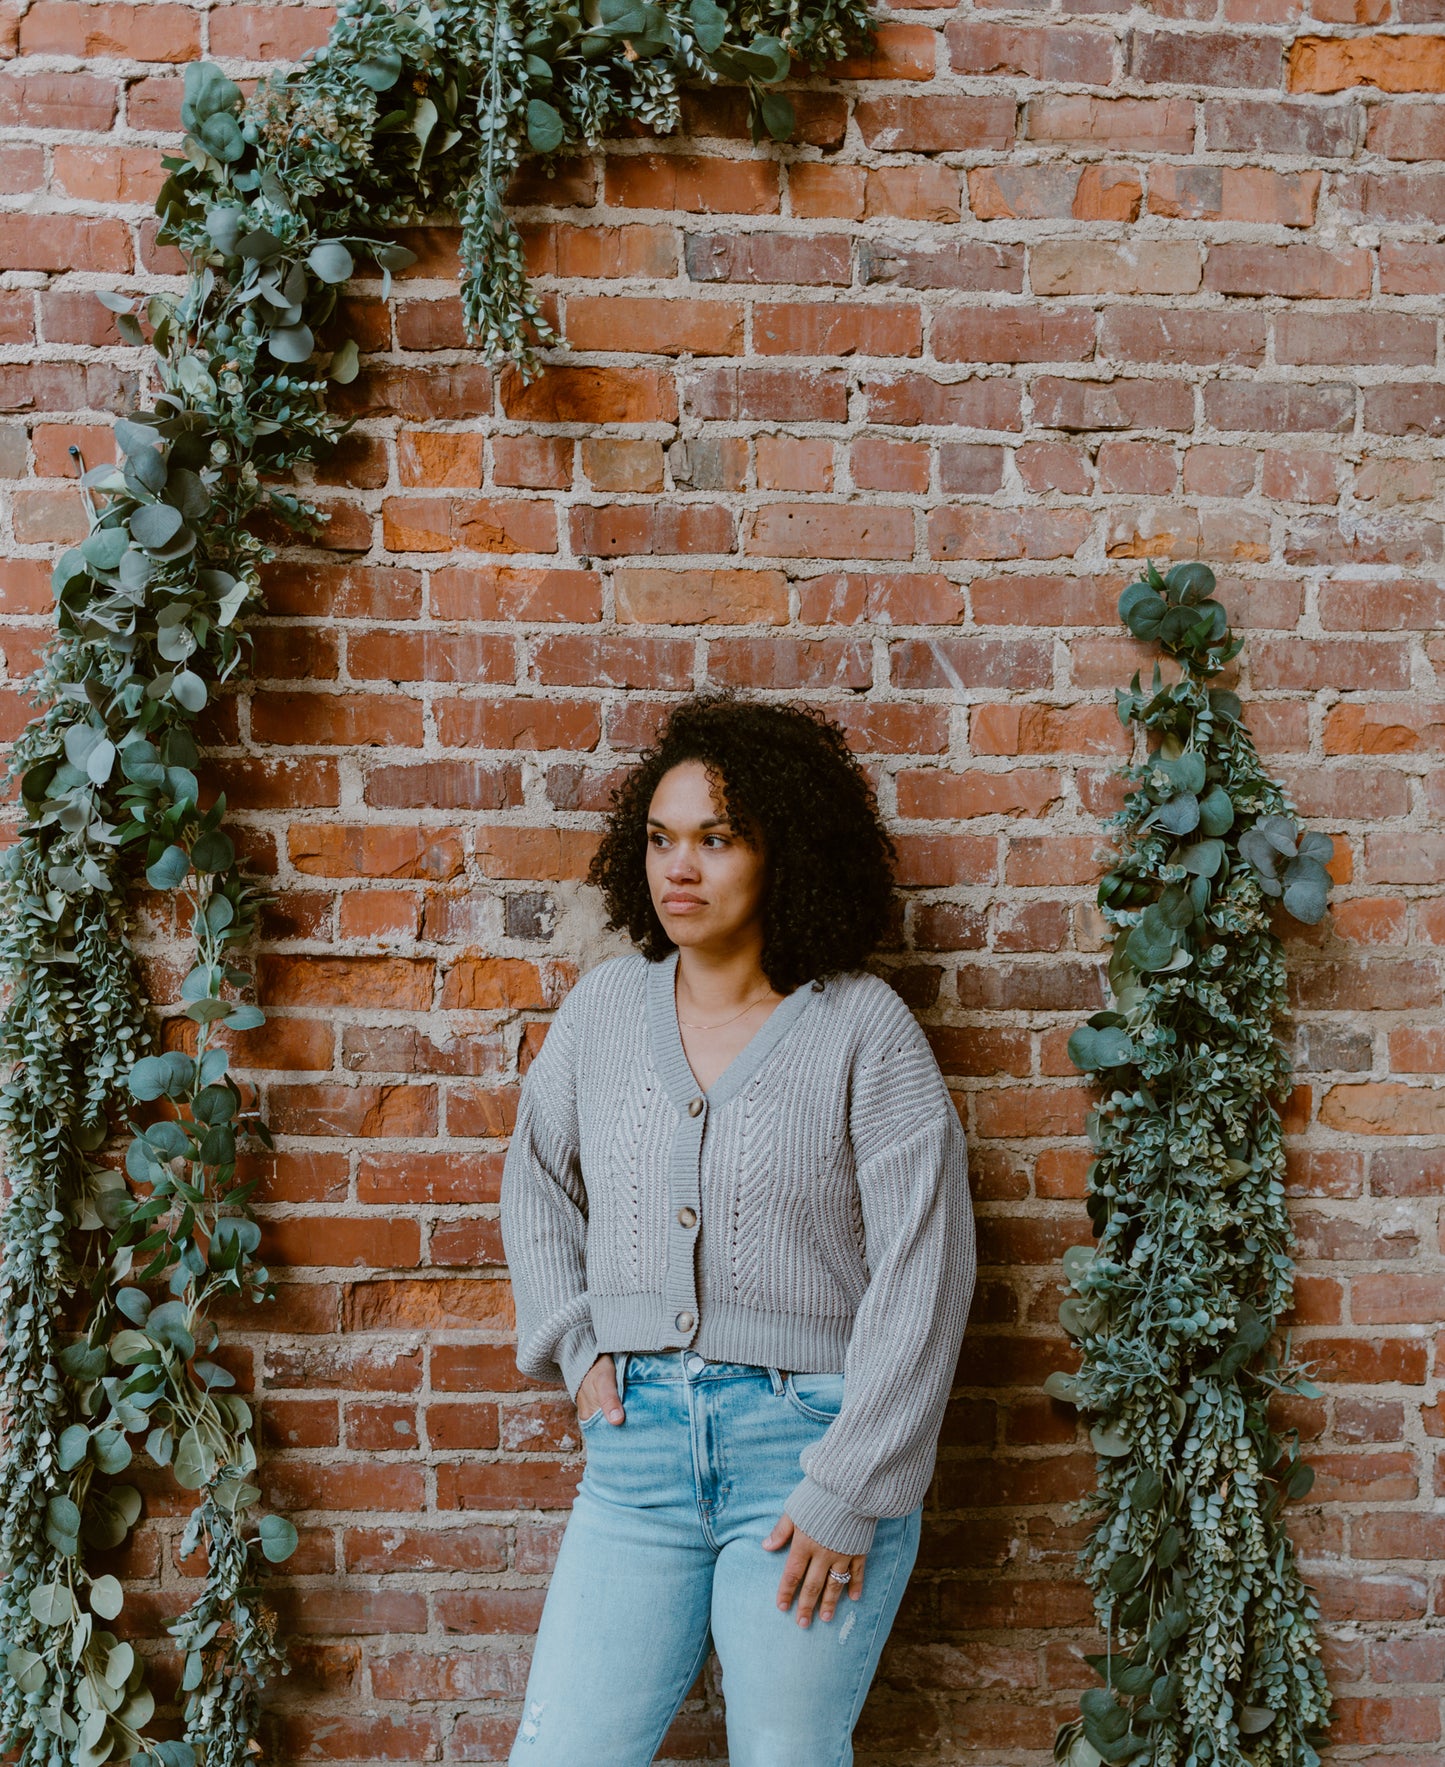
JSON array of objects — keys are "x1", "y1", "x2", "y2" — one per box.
[{"x1": 2, "y1": 0, "x2": 1443, "y2": 1759}]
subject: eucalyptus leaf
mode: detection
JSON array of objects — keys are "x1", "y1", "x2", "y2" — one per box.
[
  {"x1": 173, "y1": 1427, "x2": 216, "y2": 1490},
  {"x1": 30, "y1": 1582, "x2": 73, "y2": 1626},
  {"x1": 267, "y1": 322, "x2": 315, "y2": 363},
  {"x1": 128, "y1": 502, "x2": 184, "y2": 550},
  {"x1": 7, "y1": 1647, "x2": 47, "y2": 1695},
  {"x1": 307, "y1": 240, "x2": 355, "y2": 283},
  {"x1": 172, "y1": 670, "x2": 208, "y2": 712},
  {"x1": 328, "y1": 337, "x2": 360, "y2": 383},
  {"x1": 257, "y1": 1513, "x2": 299, "y2": 1562},
  {"x1": 525, "y1": 98, "x2": 565, "y2": 153}
]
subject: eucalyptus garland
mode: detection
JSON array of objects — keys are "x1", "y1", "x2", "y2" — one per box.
[
  {"x1": 1048, "y1": 563, "x2": 1334, "y2": 1767},
  {"x1": 0, "y1": 1, "x2": 871, "y2": 1761}
]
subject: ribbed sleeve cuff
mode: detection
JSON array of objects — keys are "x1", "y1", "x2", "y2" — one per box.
[
  {"x1": 783, "y1": 1476, "x2": 878, "y2": 1558},
  {"x1": 557, "y1": 1323, "x2": 600, "y2": 1400}
]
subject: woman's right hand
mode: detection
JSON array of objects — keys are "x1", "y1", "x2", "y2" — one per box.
[{"x1": 576, "y1": 1354, "x2": 625, "y2": 1428}]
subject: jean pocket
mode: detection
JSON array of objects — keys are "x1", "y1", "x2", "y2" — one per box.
[
  {"x1": 578, "y1": 1405, "x2": 605, "y2": 1431},
  {"x1": 783, "y1": 1371, "x2": 845, "y2": 1424}
]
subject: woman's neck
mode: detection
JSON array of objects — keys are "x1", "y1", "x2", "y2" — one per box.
[{"x1": 673, "y1": 942, "x2": 782, "y2": 1014}]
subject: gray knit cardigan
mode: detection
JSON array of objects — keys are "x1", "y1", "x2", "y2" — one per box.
[{"x1": 499, "y1": 947, "x2": 977, "y2": 1556}]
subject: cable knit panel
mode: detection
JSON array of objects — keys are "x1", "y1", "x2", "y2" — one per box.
[{"x1": 500, "y1": 948, "x2": 977, "y2": 1556}]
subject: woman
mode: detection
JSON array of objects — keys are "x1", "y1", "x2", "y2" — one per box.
[{"x1": 500, "y1": 691, "x2": 976, "y2": 1766}]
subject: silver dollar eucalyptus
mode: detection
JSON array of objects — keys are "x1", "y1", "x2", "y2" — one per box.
[{"x1": 1049, "y1": 563, "x2": 1334, "y2": 1767}]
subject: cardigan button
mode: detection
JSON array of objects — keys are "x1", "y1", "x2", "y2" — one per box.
[
  {"x1": 687, "y1": 1096, "x2": 704, "y2": 1116},
  {"x1": 677, "y1": 1207, "x2": 697, "y2": 1229},
  {"x1": 675, "y1": 1311, "x2": 695, "y2": 1332}
]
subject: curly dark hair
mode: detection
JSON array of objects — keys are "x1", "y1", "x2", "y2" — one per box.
[{"x1": 587, "y1": 691, "x2": 898, "y2": 993}]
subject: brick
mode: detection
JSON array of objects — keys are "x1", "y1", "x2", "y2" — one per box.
[
  {"x1": 569, "y1": 502, "x2": 732, "y2": 557},
  {"x1": 347, "y1": 628, "x2": 512, "y2": 683},
  {"x1": 863, "y1": 375, "x2": 1023, "y2": 430},
  {"x1": 208, "y1": 3, "x2": 334, "y2": 59},
  {"x1": 746, "y1": 503, "x2": 914, "y2": 560},
  {"x1": 928, "y1": 506, "x2": 1091, "y2": 561},
  {"x1": 826, "y1": 19, "x2": 935, "y2": 78},
  {"x1": 855, "y1": 95, "x2": 1018, "y2": 152},
  {"x1": 252, "y1": 692, "x2": 424, "y2": 748},
  {"x1": 1289, "y1": 33, "x2": 1445, "y2": 91},
  {"x1": 430, "y1": 565, "x2": 600, "y2": 622},
  {"x1": 499, "y1": 364, "x2": 674, "y2": 424},
  {"x1": 0, "y1": 212, "x2": 130, "y2": 274},
  {"x1": 564, "y1": 295, "x2": 743, "y2": 356},
  {"x1": 529, "y1": 633, "x2": 693, "y2": 688},
  {"x1": 866, "y1": 164, "x2": 962, "y2": 223},
  {"x1": 685, "y1": 231, "x2": 851, "y2": 285},
  {"x1": 604, "y1": 154, "x2": 779, "y2": 214},
  {"x1": 894, "y1": 642, "x2": 1056, "y2": 704},
  {"x1": 861, "y1": 239, "x2": 1025, "y2": 292},
  {"x1": 51, "y1": 142, "x2": 166, "y2": 202},
  {"x1": 615, "y1": 568, "x2": 788, "y2": 624},
  {"x1": 545, "y1": 222, "x2": 677, "y2": 279},
  {"x1": 1204, "y1": 96, "x2": 1362, "y2": 154},
  {"x1": 1369, "y1": 100, "x2": 1445, "y2": 157},
  {"x1": 258, "y1": 956, "x2": 434, "y2": 1011},
  {"x1": 687, "y1": 365, "x2": 847, "y2": 422},
  {"x1": 1130, "y1": 30, "x2": 1283, "y2": 87},
  {"x1": 797, "y1": 572, "x2": 967, "y2": 626},
  {"x1": 787, "y1": 162, "x2": 865, "y2": 219},
  {"x1": 755, "y1": 301, "x2": 921, "y2": 358},
  {"x1": 947, "y1": 20, "x2": 1117, "y2": 82},
  {"x1": 381, "y1": 496, "x2": 557, "y2": 556},
  {"x1": 1025, "y1": 94, "x2": 1196, "y2": 151},
  {"x1": 935, "y1": 307, "x2": 1096, "y2": 364},
  {"x1": 1275, "y1": 312, "x2": 1436, "y2": 367},
  {"x1": 1205, "y1": 243, "x2": 1372, "y2": 298},
  {"x1": 0, "y1": 71, "x2": 117, "y2": 130},
  {"x1": 1149, "y1": 165, "x2": 1319, "y2": 226},
  {"x1": 969, "y1": 164, "x2": 1113, "y2": 222},
  {"x1": 20, "y1": 0, "x2": 200, "y2": 57},
  {"x1": 757, "y1": 434, "x2": 833, "y2": 491},
  {"x1": 1030, "y1": 240, "x2": 1203, "y2": 295}
]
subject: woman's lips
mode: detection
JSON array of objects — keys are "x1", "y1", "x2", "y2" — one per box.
[{"x1": 662, "y1": 896, "x2": 705, "y2": 910}]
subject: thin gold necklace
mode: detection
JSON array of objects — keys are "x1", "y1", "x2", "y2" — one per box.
[{"x1": 676, "y1": 983, "x2": 777, "y2": 1031}]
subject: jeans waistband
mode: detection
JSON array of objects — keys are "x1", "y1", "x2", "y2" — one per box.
[{"x1": 614, "y1": 1350, "x2": 789, "y2": 1400}]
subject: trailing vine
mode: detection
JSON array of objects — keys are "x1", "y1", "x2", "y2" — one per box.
[
  {"x1": 0, "y1": 1, "x2": 870, "y2": 1761},
  {"x1": 1048, "y1": 563, "x2": 1334, "y2": 1767}
]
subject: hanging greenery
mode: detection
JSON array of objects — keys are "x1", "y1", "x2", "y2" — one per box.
[
  {"x1": 0, "y1": 1, "x2": 871, "y2": 1762},
  {"x1": 1048, "y1": 563, "x2": 1334, "y2": 1767}
]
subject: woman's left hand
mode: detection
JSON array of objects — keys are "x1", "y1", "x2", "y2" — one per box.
[{"x1": 762, "y1": 1515, "x2": 867, "y2": 1627}]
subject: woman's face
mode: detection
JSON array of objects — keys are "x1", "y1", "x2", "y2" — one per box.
[{"x1": 645, "y1": 760, "x2": 768, "y2": 954}]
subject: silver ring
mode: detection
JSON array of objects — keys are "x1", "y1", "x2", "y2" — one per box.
[{"x1": 827, "y1": 1567, "x2": 852, "y2": 1585}]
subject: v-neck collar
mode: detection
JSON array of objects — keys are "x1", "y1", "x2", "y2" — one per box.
[{"x1": 645, "y1": 948, "x2": 821, "y2": 1112}]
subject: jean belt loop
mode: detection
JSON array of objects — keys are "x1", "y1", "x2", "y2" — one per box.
[
  {"x1": 615, "y1": 1351, "x2": 629, "y2": 1405},
  {"x1": 766, "y1": 1366, "x2": 785, "y2": 1397}
]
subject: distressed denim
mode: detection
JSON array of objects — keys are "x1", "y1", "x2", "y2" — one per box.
[{"x1": 508, "y1": 1351, "x2": 922, "y2": 1767}]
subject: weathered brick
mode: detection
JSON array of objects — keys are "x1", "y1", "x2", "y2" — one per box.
[{"x1": 1289, "y1": 33, "x2": 1445, "y2": 92}]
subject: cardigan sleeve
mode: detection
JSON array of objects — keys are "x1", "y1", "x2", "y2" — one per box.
[
  {"x1": 783, "y1": 996, "x2": 976, "y2": 1557},
  {"x1": 499, "y1": 994, "x2": 599, "y2": 1400}
]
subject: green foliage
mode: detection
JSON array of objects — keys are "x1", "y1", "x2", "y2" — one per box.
[
  {"x1": 0, "y1": 1, "x2": 865, "y2": 1761},
  {"x1": 153, "y1": 0, "x2": 872, "y2": 378},
  {"x1": 1050, "y1": 563, "x2": 1334, "y2": 1767}
]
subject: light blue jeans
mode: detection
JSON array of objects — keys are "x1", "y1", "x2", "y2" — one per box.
[{"x1": 508, "y1": 1351, "x2": 922, "y2": 1767}]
